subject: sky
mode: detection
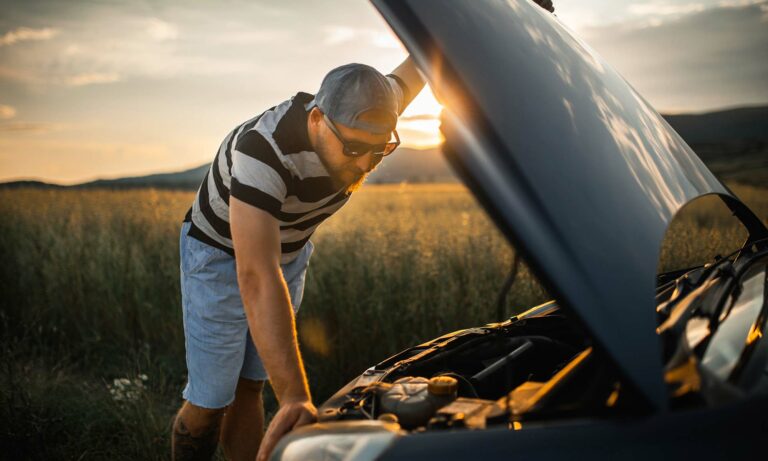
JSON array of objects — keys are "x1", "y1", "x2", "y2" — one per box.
[{"x1": 0, "y1": 0, "x2": 766, "y2": 184}]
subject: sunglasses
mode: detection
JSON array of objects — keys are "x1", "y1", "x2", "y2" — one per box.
[{"x1": 323, "y1": 114, "x2": 400, "y2": 157}]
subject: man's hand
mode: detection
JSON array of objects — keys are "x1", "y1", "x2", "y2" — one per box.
[
  {"x1": 256, "y1": 400, "x2": 317, "y2": 461},
  {"x1": 534, "y1": 0, "x2": 555, "y2": 13}
]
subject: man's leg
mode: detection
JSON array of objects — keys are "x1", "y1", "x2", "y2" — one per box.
[
  {"x1": 220, "y1": 378, "x2": 266, "y2": 461},
  {"x1": 172, "y1": 402, "x2": 225, "y2": 461},
  {"x1": 174, "y1": 222, "x2": 251, "y2": 460}
]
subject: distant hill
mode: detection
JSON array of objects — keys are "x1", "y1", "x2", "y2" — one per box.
[
  {"x1": 664, "y1": 106, "x2": 768, "y2": 186},
  {"x1": 367, "y1": 147, "x2": 454, "y2": 183},
  {"x1": 1, "y1": 106, "x2": 766, "y2": 189},
  {"x1": 664, "y1": 106, "x2": 768, "y2": 144},
  {"x1": 79, "y1": 164, "x2": 210, "y2": 190},
  {"x1": 0, "y1": 164, "x2": 210, "y2": 191},
  {"x1": 0, "y1": 180, "x2": 66, "y2": 189},
  {"x1": 0, "y1": 147, "x2": 454, "y2": 191}
]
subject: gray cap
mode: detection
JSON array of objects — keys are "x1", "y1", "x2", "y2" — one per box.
[{"x1": 307, "y1": 63, "x2": 398, "y2": 134}]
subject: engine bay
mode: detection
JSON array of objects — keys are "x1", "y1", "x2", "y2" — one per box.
[
  {"x1": 313, "y1": 248, "x2": 767, "y2": 436},
  {"x1": 317, "y1": 305, "x2": 630, "y2": 432}
]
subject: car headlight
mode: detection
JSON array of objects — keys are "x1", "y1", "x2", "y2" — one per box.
[{"x1": 270, "y1": 421, "x2": 400, "y2": 461}]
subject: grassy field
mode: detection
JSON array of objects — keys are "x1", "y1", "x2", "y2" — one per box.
[{"x1": 1, "y1": 183, "x2": 766, "y2": 459}]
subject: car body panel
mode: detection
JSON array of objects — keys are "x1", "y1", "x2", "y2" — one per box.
[
  {"x1": 376, "y1": 390, "x2": 768, "y2": 460},
  {"x1": 370, "y1": 0, "x2": 768, "y2": 409}
]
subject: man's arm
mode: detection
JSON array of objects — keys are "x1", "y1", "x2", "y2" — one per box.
[
  {"x1": 388, "y1": 56, "x2": 426, "y2": 113},
  {"x1": 229, "y1": 197, "x2": 316, "y2": 461}
]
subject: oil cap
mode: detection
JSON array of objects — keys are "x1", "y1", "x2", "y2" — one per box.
[
  {"x1": 378, "y1": 413, "x2": 399, "y2": 424},
  {"x1": 428, "y1": 376, "x2": 458, "y2": 397}
]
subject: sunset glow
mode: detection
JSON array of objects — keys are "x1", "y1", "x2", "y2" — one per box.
[
  {"x1": 1, "y1": 0, "x2": 766, "y2": 184},
  {"x1": 398, "y1": 87, "x2": 444, "y2": 148}
]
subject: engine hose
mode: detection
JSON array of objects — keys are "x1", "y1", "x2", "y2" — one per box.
[{"x1": 471, "y1": 340, "x2": 533, "y2": 382}]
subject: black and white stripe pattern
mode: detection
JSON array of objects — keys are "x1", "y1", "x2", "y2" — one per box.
[{"x1": 186, "y1": 92, "x2": 349, "y2": 264}]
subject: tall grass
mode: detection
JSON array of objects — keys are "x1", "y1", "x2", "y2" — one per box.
[
  {"x1": 0, "y1": 189, "x2": 190, "y2": 459},
  {"x1": 0, "y1": 183, "x2": 765, "y2": 459}
]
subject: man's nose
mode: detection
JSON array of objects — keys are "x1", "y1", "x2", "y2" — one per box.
[{"x1": 353, "y1": 153, "x2": 374, "y2": 172}]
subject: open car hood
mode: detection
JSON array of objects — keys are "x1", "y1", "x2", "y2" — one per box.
[{"x1": 372, "y1": 0, "x2": 767, "y2": 409}]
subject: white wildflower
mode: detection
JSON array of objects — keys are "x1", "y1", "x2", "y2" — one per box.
[{"x1": 107, "y1": 374, "x2": 148, "y2": 403}]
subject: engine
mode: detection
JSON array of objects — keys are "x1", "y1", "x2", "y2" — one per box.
[{"x1": 317, "y1": 310, "x2": 626, "y2": 432}]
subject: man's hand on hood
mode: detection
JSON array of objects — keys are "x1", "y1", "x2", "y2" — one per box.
[{"x1": 533, "y1": 0, "x2": 555, "y2": 13}]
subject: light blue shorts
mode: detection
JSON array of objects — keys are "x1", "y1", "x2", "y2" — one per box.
[{"x1": 179, "y1": 221, "x2": 314, "y2": 409}]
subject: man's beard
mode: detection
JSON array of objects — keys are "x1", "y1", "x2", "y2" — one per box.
[
  {"x1": 345, "y1": 170, "x2": 369, "y2": 194},
  {"x1": 345, "y1": 156, "x2": 383, "y2": 193},
  {"x1": 345, "y1": 152, "x2": 383, "y2": 194}
]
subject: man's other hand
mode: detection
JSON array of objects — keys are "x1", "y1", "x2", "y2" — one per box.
[
  {"x1": 534, "y1": 0, "x2": 555, "y2": 13},
  {"x1": 256, "y1": 399, "x2": 317, "y2": 461}
]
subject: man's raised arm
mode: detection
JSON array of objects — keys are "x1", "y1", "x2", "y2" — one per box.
[
  {"x1": 229, "y1": 197, "x2": 316, "y2": 461},
  {"x1": 388, "y1": 56, "x2": 426, "y2": 113}
]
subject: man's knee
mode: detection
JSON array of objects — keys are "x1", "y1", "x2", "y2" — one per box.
[
  {"x1": 236, "y1": 378, "x2": 265, "y2": 395},
  {"x1": 172, "y1": 402, "x2": 226, "y2": 460},
  {"x1": 175, "y1": 401, "x2": 226, "y2": 437}
]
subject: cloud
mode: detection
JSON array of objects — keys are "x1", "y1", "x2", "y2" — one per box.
[
  {"x1": 581, "y1": 1, "x2": 768, "y2": 111},
  {"x1": 370, "y1": 32, "x2": 401, "y2": 49},
  {"x1": 324, "y1": 26, "x2": 357, "y2": 45},
  {"x1": 0, "y1": 121, "x2": 59, "y2": 133},
  {"x1": 717, "y1": 0, "x2": 764, "y2": 5},
  {"x1": 208, "y1": 29, "x2": 291, "y2": 45},
  {"x1": 0, "y1": 27, "x2": 59, "y2": 47},
  {"x1": 628, "y1": 2, "x2": 706, "y2": 17},
  {"x1": 146, "y1": 18, "x2": 178, "y2": 41},
  {"x1": 65, "y1": 72, "x2": 120, "y2": 86},
  {"x1": 0, "y1": 11, "x2": 290, "y2": 89},
  {"x1": 0, "y1": 105, "x2": 16, "y2": 120},
  {"x1": 323, "y1": 25, "x2": 401, "y2": 49},
  {"x1": 599, "y1": 2, "x2": 712, "y2": 30}
]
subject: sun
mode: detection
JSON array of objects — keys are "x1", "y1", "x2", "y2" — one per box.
[
  {"x1": 398, "y1": 86, "x2": 444, "y2": 148},
  {"x1": 402, "y1": 86, "x2": 443, "y2": 119}
]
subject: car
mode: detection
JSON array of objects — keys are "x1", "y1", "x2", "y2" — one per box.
[{"x1": 270, "y1": 0, "x2": 768, "y2": 459}]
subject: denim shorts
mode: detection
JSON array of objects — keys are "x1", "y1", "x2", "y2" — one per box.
[{"x1": 179, "y1": 221, "x2": 314, "y2": 409}]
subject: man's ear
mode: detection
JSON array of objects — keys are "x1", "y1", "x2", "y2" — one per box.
[{"x1": 309, "y1": 107, "x2": 323, "y2": 126}]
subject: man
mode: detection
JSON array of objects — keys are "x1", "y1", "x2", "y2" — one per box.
[{"x1": 172, "y1": 57, "x2": 425, "y2": 461}]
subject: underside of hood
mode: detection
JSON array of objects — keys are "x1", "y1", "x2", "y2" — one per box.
[{"x1": 372, "y1": 0, "x2": 767, "y2": 410}]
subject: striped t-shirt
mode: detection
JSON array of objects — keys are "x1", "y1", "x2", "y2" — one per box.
[{"x1": 184, "y1": 81, "x2": 404, "y2": 264}]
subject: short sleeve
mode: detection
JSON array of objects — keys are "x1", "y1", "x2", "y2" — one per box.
[
  {"x1": 230, "y1": 130, "x2": 291, "y2": 219},
  {"x1": 386, "y1": 74, "x2": 410, "y2": 115}
]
